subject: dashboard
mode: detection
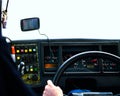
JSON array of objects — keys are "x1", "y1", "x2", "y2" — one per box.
[{"x1": 9, "y1": 39, "x2": 120, "y2": 95}]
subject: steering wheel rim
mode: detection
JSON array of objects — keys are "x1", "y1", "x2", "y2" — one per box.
[{"x1": 53, "y1": 51, "x2": 120, "y2": 85}]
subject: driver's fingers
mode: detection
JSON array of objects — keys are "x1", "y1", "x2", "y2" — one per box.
[{"x1": 47, "y1": 80, "x2": 55, "y2": 87}]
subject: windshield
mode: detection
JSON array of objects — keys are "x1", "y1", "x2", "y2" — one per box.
[{"x1": 2, "y1": 0, "x2": 120, "y2": 40}]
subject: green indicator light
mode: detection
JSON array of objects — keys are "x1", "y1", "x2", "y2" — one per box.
[{"x1": 34, "y1": 68, "x2": 38, "y2": 71}]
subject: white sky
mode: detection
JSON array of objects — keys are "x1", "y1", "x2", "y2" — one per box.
[{"x1": 2, "y1": 0, "x2": 120, "y2": 40}]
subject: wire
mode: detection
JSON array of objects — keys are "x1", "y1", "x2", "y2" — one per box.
[
  {"x1": 5, "y1": 0, "x2": 9, "y2": 12},
  {"x1": 38, "y1": 30, "x2": 49, "y2": 40},
  {"x1": 2, "y1": 0, "x2": 9, "y2": 29},
  {"x1": 38, "y1": 30, "x2": 55, "y2": 62}
]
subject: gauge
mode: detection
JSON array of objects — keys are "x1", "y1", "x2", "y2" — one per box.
[
  {"x1": 65, "y1": 57, "x2": 120, "y2": 73},
  {"x1": 66, "y1": 57, "x2": 100, "y2": 73}
]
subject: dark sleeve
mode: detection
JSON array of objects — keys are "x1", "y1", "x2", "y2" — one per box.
[{"x1": 0, "y1": 37, "x2": 36, "y2": 96}]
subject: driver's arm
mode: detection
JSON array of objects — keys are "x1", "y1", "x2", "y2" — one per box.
[{"x1": 43, "y1": 80, "x2": 64, "y2": 96}]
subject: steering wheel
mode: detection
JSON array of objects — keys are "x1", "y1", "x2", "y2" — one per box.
[{"x1": 53, "y1": 51, "x2": 120, "y2": 85}]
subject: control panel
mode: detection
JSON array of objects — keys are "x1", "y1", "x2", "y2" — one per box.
[
  {"x1": 10, "y1": 39, "x2": 120, "y2": 86},
  {"x1": 43, "y1": 41, "x2": 120, "y2": 74},
  {"x1": 9, "y1": 39, "x2": 120, "y2": 94},
  {"x1": 10, "y1": 42, "x2": 40, "y2": 86}
]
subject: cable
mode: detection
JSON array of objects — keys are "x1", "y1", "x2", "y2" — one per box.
[
  {"x1": 2, "y1": 0, "x2": 9, "y2": 29},
  {"x1": 38, "y1": 30, "x2": 56, "y2": 63},
  {"x1": 38, "y1": 30, "x2": 49, "y2": 40},
  {"x1": 5, "y1": 0, "x2": 9, "y2": 12}
]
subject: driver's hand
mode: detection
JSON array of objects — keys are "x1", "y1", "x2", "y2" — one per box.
[{"x1": 43, "y1": 80, "x2": 63, "y2": 96}]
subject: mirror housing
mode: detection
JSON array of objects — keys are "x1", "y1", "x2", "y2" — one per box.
[{"x1": 20, "y1": 17, "x2": 40, "y2": 31}]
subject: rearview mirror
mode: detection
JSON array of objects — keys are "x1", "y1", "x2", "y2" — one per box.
[{"x1": 20, "y1": 17, "x2": 40, "y2": 31}]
